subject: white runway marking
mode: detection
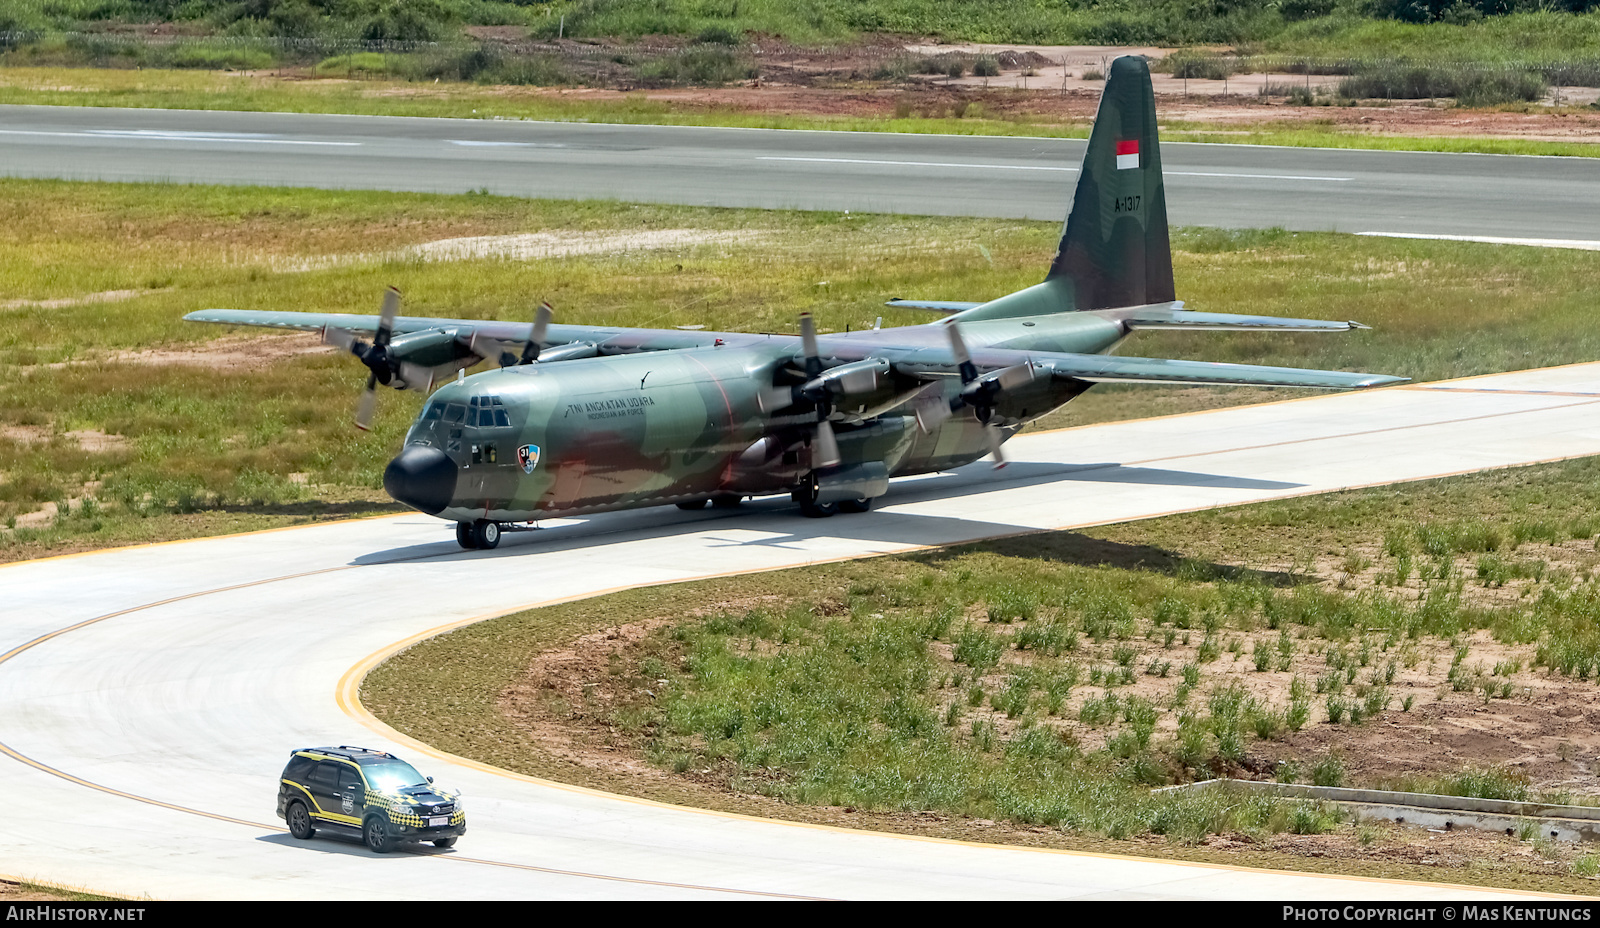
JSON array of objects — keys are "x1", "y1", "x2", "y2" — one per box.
[
  {"x1": 1358, "y1": 232, "x2": 1600, "y2": 251},
  {"x1": 0, "y1": 128, "x2": 361, "y2": 146},
  {"x1": 4, "y1": 364, "x2": 1599, "y2": 899},
  {"x1": 447, "y1": 140, "x2": 568, "y2": 148},
  {"x1": 757, "y1": 156, "x2": 1351, "y2": 181}
]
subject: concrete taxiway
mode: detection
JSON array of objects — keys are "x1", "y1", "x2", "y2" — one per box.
[
  {"x1": 4, "y1": 363, "x2": 1600, "y2": 898},
  {"x1": 3, "y1": 104, "x2": 1600, "y2": 239}
]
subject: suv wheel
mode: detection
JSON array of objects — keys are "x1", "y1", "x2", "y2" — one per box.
[
  {"x1": 363, "y1": 815, "x2": 393, "y2": 854},
  {"x1": 286, "y1": 802, "x2": 315, "y2": 840},
  {"x1": 432, "y1": 837, "x2": 458, "y2": 849}
]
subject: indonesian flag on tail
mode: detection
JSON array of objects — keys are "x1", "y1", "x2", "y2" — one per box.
[{"x1": 1116, "y1": 139, "x2": 1140, "y2": 170}]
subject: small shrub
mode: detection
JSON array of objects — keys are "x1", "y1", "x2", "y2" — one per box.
[
  {"x1": 1312, "y1": 755, "x2": 1345, "y2": 788},
  {"x1": 1289, "y1": 801, "x2": 1340, "y2": 835}
]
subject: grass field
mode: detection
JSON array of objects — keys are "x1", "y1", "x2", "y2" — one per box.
[
  {"x1": 4, "y1": 66, "x2": 1600, "y2": 159},
  {"x1": 5, "y1": 177, "x2": 1600, "y2": 566},
  {"x1": 362, "y1": 454, "x2": 1600, "y2": 892}
]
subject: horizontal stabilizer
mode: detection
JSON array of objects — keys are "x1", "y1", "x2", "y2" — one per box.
[
  {"x1": 1035, "y1": 352, "x2": 1407, "y2": 390},
  {"x1": 885, "y1": 299, "x2": 983, "y2": 314},
  {"x1": 1101, "y1": 303, "x2": 1370, "y2": 332}
]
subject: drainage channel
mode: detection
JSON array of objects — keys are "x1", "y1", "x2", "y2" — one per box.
[{"x1": 1156, "y1": 780, "x2": 1600, "y2": 843}]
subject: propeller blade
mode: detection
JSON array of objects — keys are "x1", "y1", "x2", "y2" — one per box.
[
  {"x1": 469, "y1": 332, "x2": 520, "y2": 368},
  {"x1": 834, "y1": 363, "x2": 881, "y2": 395},
  {"x1": 757, "y1": 385, "x2": 795, "y2": 414},
  {"x1": 520, "y1": 302, "x2": 554, "y2": 364},
  {"x1": 375, "y1": 287, "x2": 400, "y2": 348},
  {"x1": 321, "y1": 325, "x2": 359, "y2": 353},
  {"x1": 985, "y1": 423, "x2": 1008, "y2": 470},
  {"x1": 396, "y1": 361, "x2": 437, "y2": 394},
  {"x1": 813, "y1": 418, "x2": 841, "y2": 469},
  {"x1": 799, "y1": 312, "x2": 823, "y2": 379},
  {"x1": 945, "y1": 322, "x2": 979, "y2": 384},
  {"x1": 355, "y1": 375, "x2": 378, "y2": 431},
  {"x1": 913, "y1": 384, "x2": 952, "y2": 434},
  {"x1": 992, "y1": 362, "x2": 1036, "y2": 391}
]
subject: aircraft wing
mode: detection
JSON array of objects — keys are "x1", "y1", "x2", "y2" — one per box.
[
  {"x1": 1100, "y1": 302, "x2": 1370, "y2": 332},
  {"x1": 182, "y1": 308, "x2": 752, "y2": 352},
  {"x1": 866, "y1": 342, "x2": 1406, "y2": 391},
  {"x1": 1026, "y1": 352, "x2": 1405, "y2": 389},
  {"x1": 884, "y1": 299, "x2": 983, "y2": 314}
]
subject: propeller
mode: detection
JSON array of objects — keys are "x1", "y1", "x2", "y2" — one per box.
[
  {"x1": 322, "y1": 287, "x2": 401, "y2": 431},
  {"x1": 760, "y1": 314, "x2": 891, "y2": 470},
  {"x1": 521, "y1": 301, "x2": 553, "y2": 364},
  {"x1": 912, "y1": 323, "x2": 1035, "y2": 468},
  {"x1": 798, "y1": 314, "x2": 840, "y2": 468},
  {"x1": 468, "y1": 301, "x2": 555, "y2": 368}
]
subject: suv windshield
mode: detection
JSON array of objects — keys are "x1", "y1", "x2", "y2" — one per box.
[{"x1": 362, "y1": 759, "x2": 428, "y2": 792}]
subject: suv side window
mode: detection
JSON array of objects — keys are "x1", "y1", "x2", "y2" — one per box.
[
  {"x1": 311, "y1": 762, "x2": 341, "y2": 789},
  {"x1": 339, "y1": 765, "x2": 365, "y2": 792},
  {"x1": 283, "y1": 756, "x2": 314, "y2": 783}
]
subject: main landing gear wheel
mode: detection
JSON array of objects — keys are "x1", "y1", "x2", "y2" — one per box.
[
  {"x1": 794, "y1": 474, "x2": 875, "y2": 517},
  {"x1": 286, "y1": 802, "x2": 315, "y2": 840},
  {"x1": 675, "y1": 499, "x2": 709, "y2": 510},
  {"x1": 792, "y1": 474, "x2": 836, "y2": 518},
  {"x1": 455, "y1": 522, "x2": 477, "y2": 549},
  {"x1": 471, "y1": 519, "x2": 501, "y2": 550},
  {"x1": 710, "y1": 494, "x2": 744, "y2": 509},
  {"x1": 363, "y1": 816, "x2": 393, "y2": 854}
]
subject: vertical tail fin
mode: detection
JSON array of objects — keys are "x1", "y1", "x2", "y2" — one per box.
[
  {"x1": 949, "y1": 56, "x2": 1173, "y2": 323},
  {"x1": 1048, "y1": 55, "x2": 1174, "y2": 310}
]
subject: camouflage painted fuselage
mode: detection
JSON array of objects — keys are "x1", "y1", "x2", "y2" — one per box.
[{"x1": 401, "y1": 312, "x2": 1122, "y2": 522}]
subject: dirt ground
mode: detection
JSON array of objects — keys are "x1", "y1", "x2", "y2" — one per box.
[
  {"x1": 433, "y1": 36, "x2": 1600, "y2": 144},
  {"x1": 0, "y1": 879, "x2": 83, "y2": 901},
  {"x1": 552, "y1": 81, "x2": 1600, "y2": 143},
  {"x1": 493, "y1": 542, "x2": 1600, "y2": 888}
]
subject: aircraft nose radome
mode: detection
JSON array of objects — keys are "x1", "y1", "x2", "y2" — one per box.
[{"x1": 384, "y1": 446, "x2": 456, "y2": 516}]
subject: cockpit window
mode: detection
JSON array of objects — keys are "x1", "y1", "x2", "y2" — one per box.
[
  {"x1": 443, "y1": 404, "x2": 466, "y2": 424},
  {"x1": 423, "y1": 402, "x2": 445, "y2": 421}
]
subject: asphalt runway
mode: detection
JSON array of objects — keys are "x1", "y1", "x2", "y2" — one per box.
[
  {"x1": 5, "y1": 363, "x2": 1600, "y2": 899},
  {"x1": 1, "y1": 104, "x2": 1598, "y2": 238}
]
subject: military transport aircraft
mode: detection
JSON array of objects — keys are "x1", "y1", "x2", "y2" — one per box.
[{"x1": 185, "y1": 56, "x2": 1405, "y2": 550}]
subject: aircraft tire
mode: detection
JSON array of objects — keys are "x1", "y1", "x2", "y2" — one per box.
[
  {"x1": 838, "y1": 497, "x2": 873, "y2": 514},
  {"x1": 455, "y1": 522, "x2": 478, "y2": 550},
  {"x1": 471, "y1": 520, "x2": 501, "y2": 550},
  {"x1": 676, "y1": 499, "x2": 709, "y2": 510},
  {"x1": 792, "y1": 476, "x2": 837, "y2": 518},
  {"x1": 710, "y1": 494, "x2": 744, "y2": 509}
]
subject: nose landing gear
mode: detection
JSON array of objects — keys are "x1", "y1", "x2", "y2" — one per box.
[{"x1": 456, "y1": 519, "x2": 502, "y2": 550}]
